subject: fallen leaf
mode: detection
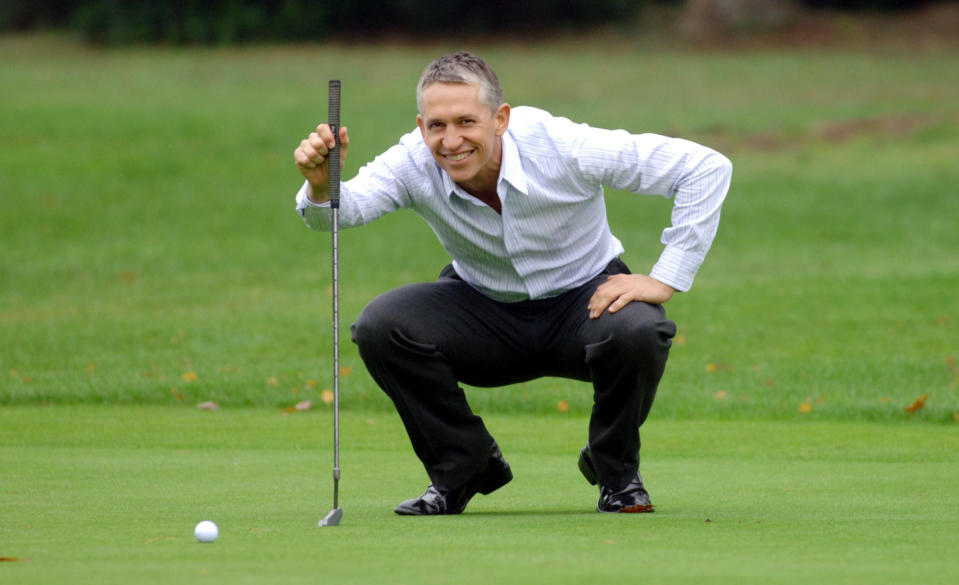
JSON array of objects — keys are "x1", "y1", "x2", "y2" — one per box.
[
  {"x1": 196, "y1": 401, "x2": 219, "y2": 411},
  {"x1": 305, "y1": 379, "x2": 318, "y2": 389},
  {"x1": 905, "y1": 394, "x2": 929, "y2": 414},
  {"x1": 675, "y1": 334, "x2": 687, "y2": 346},
  {"x1": 706, "y1": 362, "x2": 730, "y2": 373},
  {"x1": 953, "y1": 412, "x2": 959, "y2": 422},
  {"x1": 557, "y1": 400, "x2": 569, "y2": 412},
  {"x1": 170, "y1": 387, "x2": 184, "y2": 401},
  {"x1": 798, "y1": 402, "x2": 813, "y2": 414},
  {"x1": 879, "y1": 397, "x2": 893, "y2": 404},
  {"x1": 181, "y1": 371, "x2": 198, "y2": 383},
  {"x1": 121, "y1": 271, "x2": 136, "y2": 283},
  {"x1": 321, "y1": 389, "x2": 335, "y2": 404},
  {"x1": 295, "y1": 400, "x2": 312, "y2": 412},
  {"x1": 714, "y1": 390, "x2": 727, "y2": 400},
  {"x1": 85, "y1": 362, "x2": 97, "y2": 371},
  {"x1": 339, "y1": 366, "x2": 352, "y2": 376},
  {"x1": 266, "y1": 376, "x2": 279, "y2": 387}
]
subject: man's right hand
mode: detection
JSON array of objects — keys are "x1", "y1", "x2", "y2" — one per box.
[{"x1": 293, "y1": 124, "x2": 350, "y2": 203}]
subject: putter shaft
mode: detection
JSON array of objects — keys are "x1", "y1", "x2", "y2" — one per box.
[
  {"x1": 331, "y1": 206, "x2": 340, "y2": 510},
  {"x1": 321, "y1": 79, "x2": 343, "y2": 527}
]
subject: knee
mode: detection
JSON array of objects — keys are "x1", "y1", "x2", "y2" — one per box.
[
  {"x1": 351, "y1": 293, "x2": 400, "y2": 353},
  {"x1": 600, "y1": 304, "x2": 676, "y2": 355}
]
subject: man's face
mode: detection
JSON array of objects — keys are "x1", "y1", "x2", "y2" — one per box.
[{"x1": 417, "y1": 82, "x2": 510, "y2": 193}]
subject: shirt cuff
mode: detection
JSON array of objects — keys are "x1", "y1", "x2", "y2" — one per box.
[
  {"x1": 295, "y1": 181, "x2": 333, "y2": 230},
  {"x1": 649, "y1": 245, "x2": 704, "y2": 293}
]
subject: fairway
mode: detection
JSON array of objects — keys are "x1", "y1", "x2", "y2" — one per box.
[
  {"x1": 3, "y1": 406, "x2": 959, "y2": 584},
  {"x1": 2, "y1": 35, "x2": 957, "y2": 420},
  {"x1": 2, "y1": 26, "x2": 958, "y2": 585}
]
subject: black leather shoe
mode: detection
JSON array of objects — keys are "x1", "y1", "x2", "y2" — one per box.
[
  {"x1": 395, "y1": 442, "x2": 513, "y2": 515},
  {"x1": 578, "y1": 446, "x2": 654, "y2": 514}
]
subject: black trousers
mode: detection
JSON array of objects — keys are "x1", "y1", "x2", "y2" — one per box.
[{"x1": 350, "y1": 258, "x2": 676, "y2": 493}]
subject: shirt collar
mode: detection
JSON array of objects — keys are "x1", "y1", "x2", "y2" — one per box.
[{"x1": 498, "y1": 130, "x2": 528, "y2": 195}]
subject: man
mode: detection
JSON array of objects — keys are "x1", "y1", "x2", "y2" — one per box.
[{"x1": 293, "y1": 52, "x2": 731, "y2": 515}]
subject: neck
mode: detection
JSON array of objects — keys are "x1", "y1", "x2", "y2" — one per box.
[{"x1": 464, "y1": 188, "x2": 502, "y2": 214}]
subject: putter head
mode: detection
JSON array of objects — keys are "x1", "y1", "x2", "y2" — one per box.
[{"x1": 318, "y1": 507, "x2": 343, "y2": 527}]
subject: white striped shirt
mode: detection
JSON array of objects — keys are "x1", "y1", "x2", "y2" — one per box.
[{"x1": 297, "y1": 106, "x2": 731, "y2": 302}]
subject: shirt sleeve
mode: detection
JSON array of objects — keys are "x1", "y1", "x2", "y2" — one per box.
[
  {"x1": 571, "y1": 125, "x2": 732, "y2": 292},
  {"x1": 294, "y1": 141, "x2": 417, "y2": 232},
  {"x1": 649, "y1": 146, "x2": 732, "y2": 292}
]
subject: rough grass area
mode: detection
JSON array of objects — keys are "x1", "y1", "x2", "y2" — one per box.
[{"x1": 1, "y1": 35, "x2": 957, "y2": 422}]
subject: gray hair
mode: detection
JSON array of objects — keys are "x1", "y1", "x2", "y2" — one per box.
[{"x1": 416, "y1": 52, "x2": 504, "y2": 115}]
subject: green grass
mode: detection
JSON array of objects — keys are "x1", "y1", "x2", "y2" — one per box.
[
  {"x1": 2, "y1": 406, "x2": 958, "y2": 584},
  {"x1": 2, "y1": 34, "x2": 957, "y2": 420},
  {"x1": 1, "y1": 32, "x2": 959, "y2": 582}
]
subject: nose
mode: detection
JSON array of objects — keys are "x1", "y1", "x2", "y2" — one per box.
[{"x1": 441, "y1": 127, "x2": 463, "y2": 151}]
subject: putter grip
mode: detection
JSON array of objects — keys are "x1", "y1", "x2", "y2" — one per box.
[{"x1": 328, "y1": 79, "x2": 341, "y2": 208}]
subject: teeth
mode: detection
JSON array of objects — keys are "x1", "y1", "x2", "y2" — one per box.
[{"x1": 447, "y1": 152, "x2": 470, "y2": 161}]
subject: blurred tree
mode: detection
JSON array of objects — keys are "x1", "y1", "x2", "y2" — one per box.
[
  {"x1": 801, "y1": 0, "x2": 933, "y2": 9},
  {"x1": 1, "y1": 0, "x2": 945, "y2": 43},
  {"x1": 678, "y1": 0, "x2": 802, "y2": 38},
  {"x1": 1, "y1": 0, "x2": 640, "y2": 44}
]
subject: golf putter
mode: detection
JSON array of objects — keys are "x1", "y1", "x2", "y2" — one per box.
[{"x1": 319, "y1": 79, "x2": 343, "y2": 528}]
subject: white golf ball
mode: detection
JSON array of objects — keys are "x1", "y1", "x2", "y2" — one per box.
[{"x1": 194, "y1": 520, "x2": 218, "y2": 543}]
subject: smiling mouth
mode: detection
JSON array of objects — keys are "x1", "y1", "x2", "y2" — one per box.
[{"x1": 445, "y1": 151, "x2": 472, "y2": 162}]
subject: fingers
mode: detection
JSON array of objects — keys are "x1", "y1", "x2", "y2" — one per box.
[
  {"x1": 588, "y1": 276, "x2": 627, "y2": 319},
  {"x1": 587, "y1": 274, "x2": 675, "y2": 319},
  {"x1": 293, "y1": 124, "x2": 338, "y2": 170},
  {"x1": 338, "y1": 126, "x2": 350, "y2": 167}
]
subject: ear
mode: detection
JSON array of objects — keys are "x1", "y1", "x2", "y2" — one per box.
[
  {"x1": 417, "y1": 114, "x2": 426, "y2": 138},
  {"x1": 494, "y1": 103, "x2": 510, "y2": 137}
]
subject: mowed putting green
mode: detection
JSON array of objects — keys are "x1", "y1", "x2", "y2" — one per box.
[{"x1": 2, "y1": 406, "x2": 958, "y2": 585}]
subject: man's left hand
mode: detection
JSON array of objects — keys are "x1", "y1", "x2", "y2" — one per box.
[{"x1": 588, "y1": 274, "x2": 676, "y2": 319}]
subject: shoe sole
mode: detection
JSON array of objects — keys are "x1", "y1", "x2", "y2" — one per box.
[{"x1": 615, "y1": 503, "x2": 654, "y2": 514}]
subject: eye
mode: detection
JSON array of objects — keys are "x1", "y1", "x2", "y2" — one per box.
[{"x1": 461, "y1": 119, "x2": 475, "y2": 126}]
